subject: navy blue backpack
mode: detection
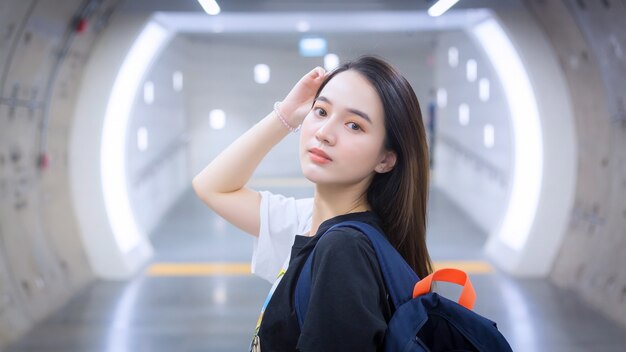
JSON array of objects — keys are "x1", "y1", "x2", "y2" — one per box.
[{"x1": 295, "y1": 221, "x2": 513, "y2": 351}]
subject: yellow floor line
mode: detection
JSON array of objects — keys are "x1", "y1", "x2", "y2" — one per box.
[
  {"x1": 147, "y1": 261, "x2": 493, "y2": 277},
  {"x1": 147, "y1": 263, "x2": 251, "y2": 276},
  {"x1": 433, "y1": 261, "x2": 494, "y2": 274}
]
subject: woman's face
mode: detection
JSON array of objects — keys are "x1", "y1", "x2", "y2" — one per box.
[{"x1": 299, "y1": 70, "x2": 396, "y2": 187}]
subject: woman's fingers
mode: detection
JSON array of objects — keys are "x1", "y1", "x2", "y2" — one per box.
[
  {"x1": 280, "y1": 66, "x2": 332, "y2": 123},
  {"x1": 300, "y1": 66, "x2": 328, "y2": 93},
  {"x1": 301, "y1": 66, "x2": 326, "y2": 86},
  {"x1": 311, "y1": 66, "x2": 326, "y2": 80}
]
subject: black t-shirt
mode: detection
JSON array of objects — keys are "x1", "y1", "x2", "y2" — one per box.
[{"x1": 257, "y1": 211, "x2": 392, "y2": 351}]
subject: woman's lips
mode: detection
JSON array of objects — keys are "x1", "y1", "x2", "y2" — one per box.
[{"x1": 309, "y1": 148, "x2": 332, "y2": 164}]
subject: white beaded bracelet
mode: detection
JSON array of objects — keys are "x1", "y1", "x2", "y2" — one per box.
[{"x1": 274, "y1": 101, "x2": 301, "y2": 133}]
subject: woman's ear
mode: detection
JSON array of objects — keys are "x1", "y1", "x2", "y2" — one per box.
[{"x1": 375, "y1": 150, "x2": 397, "y2": 173}]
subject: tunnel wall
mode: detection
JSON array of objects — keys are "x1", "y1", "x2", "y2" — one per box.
[
  {"x1": 526, "y1": 0, "x2": 626, "y2": 329},
  {"x1": 0, "y1": 0, "x2": 119, "y2": 348},
  {"x1": 432, "y1": 29, "x2": 513, "y2": 237},
  {"x1": 126, "y1": 36, "x2": 190, "y2": 237}
]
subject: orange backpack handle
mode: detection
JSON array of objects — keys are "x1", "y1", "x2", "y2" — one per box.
[{"x1": 412, "y1": 268, "x2": 476, "y2": 310}]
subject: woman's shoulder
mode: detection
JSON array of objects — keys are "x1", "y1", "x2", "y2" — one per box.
[
  {"x1": 315, "y1": 225, "x2": 377, "y2": 258},
  {"x1": 317, "y1": 211, "x2": 383, "y2": 245},
  {"x1": 260, "y1": 190, "x2": 314, "y2": 210},
  {"x1": 259, "y1": 190, "x2": 314, "y2": 233},
  {"x1": 310, "y1": 223, "x2": 385, "y2": 288}
]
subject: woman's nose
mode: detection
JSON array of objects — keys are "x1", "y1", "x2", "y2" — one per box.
[{"x1": 314, "y1": 120, "x2": 336, "y2": 145}]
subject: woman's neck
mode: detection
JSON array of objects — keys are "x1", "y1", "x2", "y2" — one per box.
[{"x1": 307, "y1": 184, "x2": 371, "y2": 237}]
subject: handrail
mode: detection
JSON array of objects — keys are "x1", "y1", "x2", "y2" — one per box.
[
  {"x1": 132, "y1": 132, "x2": 190, "y2": 187},
  {"x1": 436, "y1": 133, "x2": 508, "y2": 187}
]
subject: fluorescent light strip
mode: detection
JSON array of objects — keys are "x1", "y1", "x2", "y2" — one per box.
[
  {"x1": 197, "y1": 0, "x2": 221, "y2": 15},
  {"x1": 101, "y1": 21, "x2": 171, "y2": 252},
  {"x1": 472, "y1": 18, "x2": 543, "y2": 250},
  {"x1": 428, "y1": 0, "x2": 461, "y2": 17}
]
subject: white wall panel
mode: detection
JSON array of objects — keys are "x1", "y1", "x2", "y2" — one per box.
[
  {"x1": 433, "y1": 29, "x2": 512, "y2": 236},
  {"x1": 126, "y1": 36, "x2": 189, "y2": 236}
]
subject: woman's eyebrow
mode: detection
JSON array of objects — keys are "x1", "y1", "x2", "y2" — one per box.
[
  {"x1": 315, "y1": 96, "x2": 373, "y2": 125},
  {"x1": 315, "y1": 96, "x2": 333, "y2": 105}
]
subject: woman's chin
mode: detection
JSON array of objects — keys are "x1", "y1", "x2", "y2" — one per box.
[
  {"x1": 301, "y1": 167, "x2": 330, "y2": 185},
  {"x1": 301, "y1": 170, "x2": 321, "y2": 184}
]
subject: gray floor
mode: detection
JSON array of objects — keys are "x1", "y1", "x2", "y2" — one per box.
[{"x1": 6, "y1": 186, "x2": 626, "y2": 351}]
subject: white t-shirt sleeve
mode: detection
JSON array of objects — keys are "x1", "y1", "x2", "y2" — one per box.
[{"x1": 251, "y1": 190, "x2": 313, "y2": 283}]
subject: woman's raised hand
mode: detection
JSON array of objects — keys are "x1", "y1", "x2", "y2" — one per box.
[
  {"x1": 193, "y1": 67, "x2": 329, "y2": 238},
  {"x1": 279, "y1": 66, "x2": 329, "y2": 127}
]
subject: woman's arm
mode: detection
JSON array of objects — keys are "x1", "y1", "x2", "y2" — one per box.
[{"x1": 191, "y1": 67, "x2": 327, "y2": 237}]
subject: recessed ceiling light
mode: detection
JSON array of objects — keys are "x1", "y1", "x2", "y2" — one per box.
[
  {"x1": 479, "y1": 78, "x2": 490, "y2": 101},
  {"x1": 254, "y1": 64, "x2": 270, "y2": 84},
  {"x1": 210, "y1": 109, "x2": 226, "y2": 130},
  {"x1": 324, "y1": 53, "x2": 339, "y2": 70},
  {"x1": 458, "y1": 103, "x2": 470, "y2": 125},
  {"x1": 173, "y1": 71, "x2": 183, "y2": 92},
  {"x1": 466, "y1": 59, "x2": 477, "y2": 82},
  {"x1": 137, "y1": 127, "x2": 149, "y2": 151},
  {"x1": 296, "y1": 20, "x2": 310, "y2": 32},
  {"x1": 143, "y1": 81, "x2": 154, "y2": 104},
  {"x1": 299, "y1": 37, "x2": 327, "y2": 57}
]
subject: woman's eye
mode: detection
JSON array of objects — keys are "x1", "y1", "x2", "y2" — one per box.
[
  {"x1": 314, "y1": 107, "x2": 327, "y2": 117},
  {"x1": 347, "y1": 122, "x2": 361, "y2": 131}
]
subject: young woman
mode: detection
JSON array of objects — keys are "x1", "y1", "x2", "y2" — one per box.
[{"x1": 192, "y1": 56, "x2": 433, "y2": 351}]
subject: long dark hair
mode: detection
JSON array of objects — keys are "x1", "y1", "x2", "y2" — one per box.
[{"x1": 314, "y1": 56, "x2": 433, "y2": 279}]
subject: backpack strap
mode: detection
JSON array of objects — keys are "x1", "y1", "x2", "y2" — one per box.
[
  {"x1": 295, "y1": 220, "x2": 419, "y2": 328},
  {"x1": 413, "y1": 268, "x2": 477, "y2": 310}
]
